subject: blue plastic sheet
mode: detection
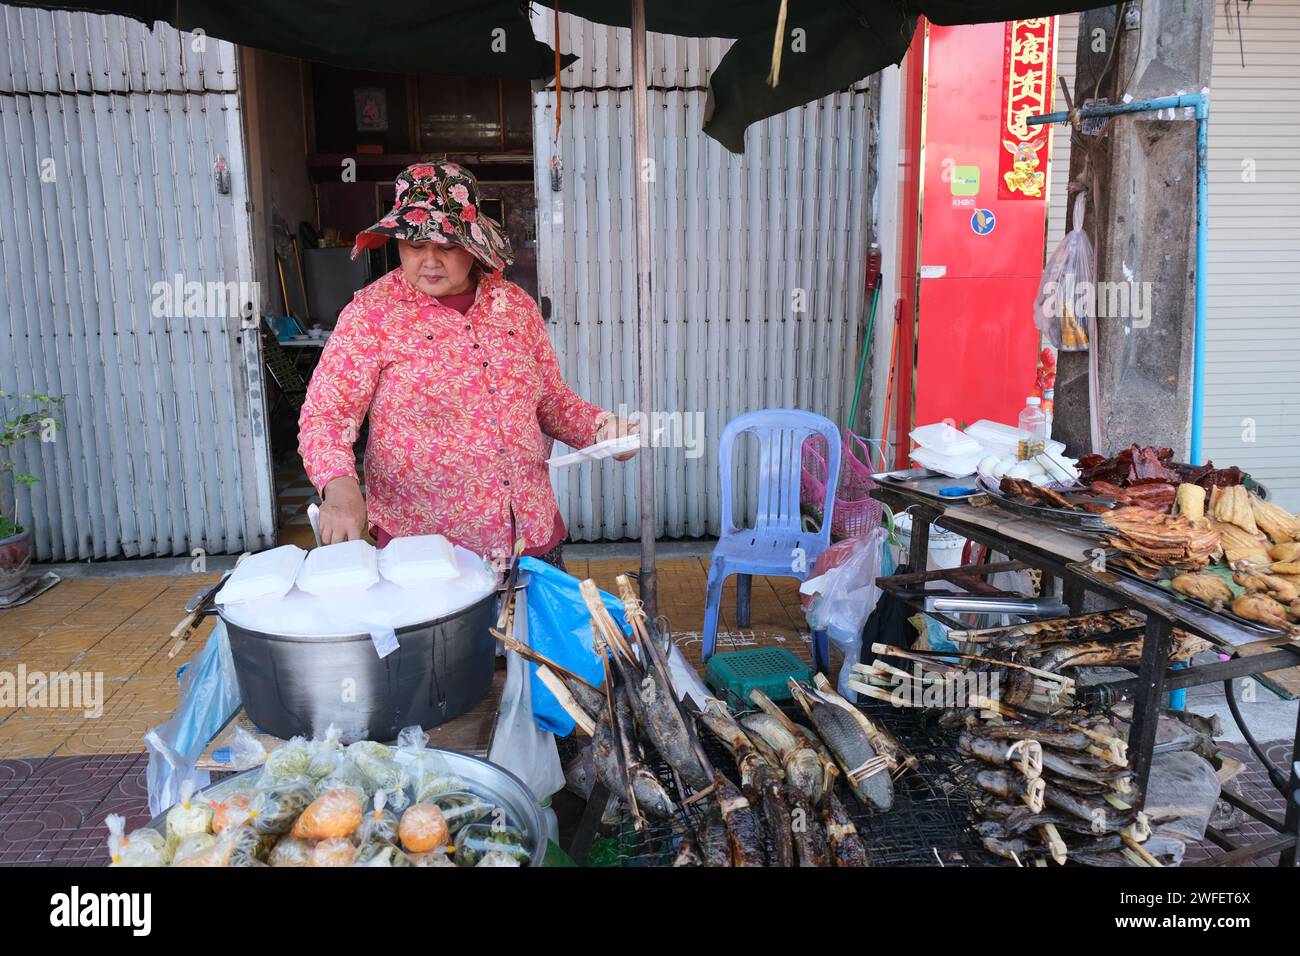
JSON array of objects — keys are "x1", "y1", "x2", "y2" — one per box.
[
  {"x1": 519, "y1": 557, "x2": 628, "y2": 736},
  {"x1": 143, "y1": 620, "x2": 243, "y2": 816}
]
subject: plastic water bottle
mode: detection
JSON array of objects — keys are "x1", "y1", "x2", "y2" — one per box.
[{"x1": 1017, "y1": 397, "x2": 1047, "y2": 460}]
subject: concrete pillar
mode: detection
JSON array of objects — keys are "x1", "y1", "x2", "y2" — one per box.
[{"x1": 1051, "y1": 2, "x2": 1214, "y2": 459}]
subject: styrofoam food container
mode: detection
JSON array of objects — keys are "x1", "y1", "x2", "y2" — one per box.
[
  {"x1": 378, "y1": 534, "x2": 459, "y2": 588},
  {"x1": 215, "y1": 544, "x2": 306, "y2": 606},
  {"x1": 963, "y1": 419, "x2": 1065, "y2": 458},
  {"x1": 910, "y1": 422, "x2": 983, "y2": 457},
  {"x1": 296, "y1": 539, "x2": 379, "y2": 595},
  {"x1": 909, "y1": 445, "x2": 984, "y2": 479}
]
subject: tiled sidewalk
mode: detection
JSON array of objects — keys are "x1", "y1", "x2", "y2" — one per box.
[{"x1": 0, "y1": 557, "x2": 810, "y2": 864}]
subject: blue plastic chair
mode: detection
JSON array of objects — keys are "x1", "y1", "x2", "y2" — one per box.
[{"x1": 701, "y1": 409, "x2": 841, "y2": 673}]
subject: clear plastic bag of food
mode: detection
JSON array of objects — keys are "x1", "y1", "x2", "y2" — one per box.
[
  {"x1": 291, "y1": 787, "x2": 364, "y2": 840},
  {"x1": 428, "y1": 790, "x2": 494, "y2": 837},
  {"x1": 398, "y1": 802, "x2": 450, "y2": 853},
  {"x1": 314, "y1": 758, "x2": 372, "y2": 802},
  {"x1": 305, "y1": 724, "x2": 345, "y2": 781},
  {"x1": 1033, "y1": 193, "x2": 1094, "y2": 352},
  {"x1": 354, "y1": 843, "x2": 412, "y2": 867},
  {"x1": 356, "y1": 790, "x2": 400, "y2": 845},
  {"x1": 210, "y1": 792, "x2": 253, "y2": 834},
  {"x1": 453, "y1": 822, "x2": 529, "y2": 867},
  {"x1": 408, "y1": 848, "x2": 457, "y2": 867},
  {"x1": 348, "y1": 740, "x2": 409, "y2": 792},
  {"x1": 396, "y1": 725, "x2": 429, "y2": 752},
  {"x1": 267, "y1": 835, "x2": 314, "y2": 867},
  {"x1": 410, "y1": 751, "x2": 467, "y2": 804},
  {"x1": 249, "y1": 776, "x2": 315, "y2": 835},
  {"x1": 165, "y1": 780, "x2": 214, "y2": 853},
  {"x1": 476, "y1": 849, "x2": 523, "y2": 867},
  {"x1": 171, "y1": 831, "x2": 219, "y2": 864},
  {"x1": 262, "y1": 736, "x2": 313, "y2": 781},
  {"x1": 227, "y1": 827, "x2": 276, "y2": 867},
  {"x1": 105, "y1": 814, "x2": 170, "y2": 867},
  {"x1": 310, "y1": 837, "x2": 358, "y2": 867}
]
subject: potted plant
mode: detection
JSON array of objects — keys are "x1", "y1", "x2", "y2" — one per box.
[{"x1": 1, "y1": 390, "x2": 62, "y2": 600}]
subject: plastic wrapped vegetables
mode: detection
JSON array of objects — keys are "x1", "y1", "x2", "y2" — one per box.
[
  {"x1": 407, "y1": 849, "x2": 457, "y2": 867},
  {"x1": 476, "y1": 850, "x2": 522, "y2": 867},
  {"x1": 354, "y1": 843, "x2": 413, "y2": 867},
  {"x1": 267, "y1": 835, "x2": 313, "y2": 867},
  {"x1": 348, "y1": 740, "x2": 409, "y2": 792},
  {"x1": 172, "y1": 837, "x2": 223, "y2": 868},
  {"x1": 454, "y1": 823, "x2": 530, "y2": 867},
  {"x1": 311, "y1": 837, "x2": 357, "y2": 867},
  {"x1": 165, "y1": 780, "x2": 213, "y2": 853},
  {"x1": 210, "y1": 793, "x2": 253, "y2": 834},
  {"x1": 411, "y1": 754, "x2": 468, "y2": 804},
  {"x1": 105, "y1": 814, "x2": 170, "y2": 867},
  {"x1": 262, "y1": 736, "x2": 313, "y2": 780},
  {"x1": 250, "y1": 776, "x2": 314, "y2": 835},
  {"x1": 398, "y1": 803, "x2": 449, "y2": 853},
  {"x1": 291, "y1": 788, "x2": 363, "y2": 840},
  {"x1": 356, "y1": 791, "x2": 400, "y2": 845},
  {"x1": 429, "y1": 791, "x2": 494, "y2": 837},
  {"x1": 305, "y1": 724, "x2": 344, "y2": 781}
]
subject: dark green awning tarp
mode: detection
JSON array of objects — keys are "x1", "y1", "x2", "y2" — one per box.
[{"x1": 16, "y1": 1, "x2": 1103, "y2": 151}]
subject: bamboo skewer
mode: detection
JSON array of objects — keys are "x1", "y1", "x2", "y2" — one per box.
[
  {"x1": 580, "y1": 579, "x2": 636, "y2": 664},
  {"x1": 598, "y1": 643, "x2": 641, "y2": 829},
  {"x1": 536, "y1": 666, "x2": 595, "y2": 736},
  {"x1": 863, "y1": 645, "x2": 1075, "y2": 689},
  {"x1": 1039, "y1": 824, "x2": 1067, "y2": 865},
  {"x1": 1121, "y1": 832, "x2": 1162, "y2": 866},
  {"x1": 490, "y1": 627, "x2": 602, "y2": 694}
]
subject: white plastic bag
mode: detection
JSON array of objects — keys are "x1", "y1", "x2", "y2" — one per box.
[
  {"x1": 1033, "y1": 193, "x2": 1094, "y2": 351},
  {"x1": 487, "y1": 590, "x2": 565, "y2": 802},
  {"x1": 802, "y1": 526, "x2": 887, "y2": 701}
]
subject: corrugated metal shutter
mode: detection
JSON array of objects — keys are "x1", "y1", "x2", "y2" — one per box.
[
  {"x1": 1046, "y1": 12, "x2": 1080, "y2": 246},
  {"x1": 0, "y1": 5, "x2": 273, "y2": 560},
  {"x1": 531, "y1": 12, "x2": 874, "y2": 540},
  {"x1": 1202, "y1": 0, "x2": 1300, "y2": 510},
  {"x1": 1046, "y1": 7, "x2": 1300, "y2": 509}
]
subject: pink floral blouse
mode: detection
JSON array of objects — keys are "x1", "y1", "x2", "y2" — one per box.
[{"x1": 298, "y1": 268, "x2": 603, "y2": 559}]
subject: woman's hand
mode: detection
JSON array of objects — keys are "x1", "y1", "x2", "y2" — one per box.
[
  {"x1": 595, "y1": 413, "x2": 640, "y2": 461},
  {"x1": 319, "y1": 477, "x2": 367, "y2": 544}
]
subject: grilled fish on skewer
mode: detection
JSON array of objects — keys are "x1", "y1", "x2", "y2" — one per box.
[
  {"x1": 821, "y1": 790, "x2": 869, "y2": 867},
  {"x1": 958, "y1": 733, "x2": 1043, "y2": 778},
  {"x1": 608, "y1": 631, "x2": 712, "y2": 791},
  {"x1": 671, "y1": 822, "x2": 703, "y2": 867},
  {"x1": 713, "y1": 773, "x2": 765, "y2": 867},
  {"x1": 789, "y1": 681, "x2": 893, "y2": 811},
  {"x1": 699, "y1": 699, "x2": 795, "y2": 867},
  {"x1": 784, "y1": 785, "x2": 829, "y2": 867},
  {"x1": 975, "y1": 769, "x2": 1045, "y2": 813},
  {"x1": 698, "y1": 806, "x2": 732, "y2": 867},
  {"x1": 613, "y1": 686, "x2": 678, "y2": 820},
  {"x1": 950, "y1": 609, "x2": 1145, "y2": 646},
  {"x1": 1039, "y1": 748, "x2": 1131, "y2": 791},
  {"x1": 741, "y1": 713, "x2": 824, "y2": 803}
]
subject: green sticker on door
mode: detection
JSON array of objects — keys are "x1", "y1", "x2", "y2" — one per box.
[{"x1": 949, "y1": 165, "x2": 980, "y2": 197}]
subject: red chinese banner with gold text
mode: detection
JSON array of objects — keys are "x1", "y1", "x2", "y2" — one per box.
[{"x1": 998, "y1": 17, "x2": 1055, "y2": 201}]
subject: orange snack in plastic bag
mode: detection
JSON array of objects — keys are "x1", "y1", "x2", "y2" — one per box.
[
  {"x1": 291, "y1": 788, "x2": 363, "y2": 840},
  {"x1": 211, "y1": 793, "x2": 253, "y2": 834},
  {"x1": 311, "y1": 837, "x2": 357, "y2": 867},
  {"x1": 399, "y1": 803, "x2": 449, "y2": 853}
]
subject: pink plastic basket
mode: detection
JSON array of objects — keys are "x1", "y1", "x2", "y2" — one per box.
[{"x1": 801, "y1": 430, "x2": 883, "y2": 539}]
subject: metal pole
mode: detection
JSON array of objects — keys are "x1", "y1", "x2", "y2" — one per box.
[
  {"x1": 630, "y1": 0, "x2": 657, "y2": 616},
  {"x1": 1029, "y1": 92, "x2": 1210, "y2": 464}
]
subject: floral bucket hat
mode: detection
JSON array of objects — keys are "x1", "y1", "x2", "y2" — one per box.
[{"x1": 352, "y1": 162, "x2": 513, "y2": 272}]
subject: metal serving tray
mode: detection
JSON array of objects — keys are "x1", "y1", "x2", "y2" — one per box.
[{"x1": 975, "y1": 475, "x2": 1113, "y2": 536}]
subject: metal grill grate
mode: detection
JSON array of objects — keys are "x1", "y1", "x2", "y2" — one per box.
[{"x1": 606, "y1": 699, "x2": 997, "y2": 867}]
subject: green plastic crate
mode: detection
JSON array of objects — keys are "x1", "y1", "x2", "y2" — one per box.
[{"x1": 704, "y1": 647, "x2": 812, "y2": 711}]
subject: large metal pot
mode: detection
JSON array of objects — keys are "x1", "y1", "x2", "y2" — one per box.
[{"x1": 218, "y1": 590, "x2": 497, "y2": 742}]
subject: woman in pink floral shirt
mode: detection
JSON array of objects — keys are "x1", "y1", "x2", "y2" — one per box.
[{"x1": 299, "y1": 163, "x2": 633, "y2": 565}]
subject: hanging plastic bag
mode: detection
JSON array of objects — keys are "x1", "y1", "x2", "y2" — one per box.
[
  {"x1": 801, "y1": 526, "x2": 887, "y2": 701},
  {"x1": 1033, "y1": 193, "x2": 1094, "y2": 351},
  {"x1": 489, "y1": 587, "x2": 567, "y2": 801},
  {"x1": 144, "y1": 620, "x2": 243, "y2": 817}
]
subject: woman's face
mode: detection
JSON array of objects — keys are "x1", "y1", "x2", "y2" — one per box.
[{"x1": 397, "y1": 240, "x2": 477, "y2": 298}]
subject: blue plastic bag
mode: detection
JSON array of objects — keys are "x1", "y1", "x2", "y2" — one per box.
[
  {"x1": 143, "y1": 620, "x2": 243, "y2": 816},
  {"x1": 518, "y1": 557, "x2": 628, "y2": 736}
]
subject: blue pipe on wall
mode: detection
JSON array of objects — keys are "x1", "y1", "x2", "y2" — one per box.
[{"x1": 1029, "y1": 93, "x2": 1209, "y2": 464}]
